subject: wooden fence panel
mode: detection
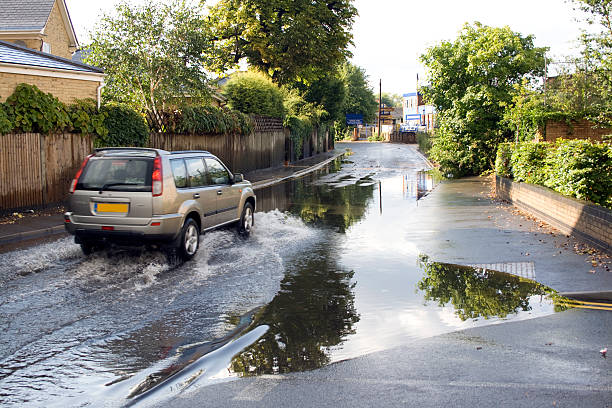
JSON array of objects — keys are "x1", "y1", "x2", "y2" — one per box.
[
  {"x1": 0, "y1": 133, "x2": 43, "y2": 210},
  {"x1": 1, "y1": 124, "x2": 311, "y2": 211}
]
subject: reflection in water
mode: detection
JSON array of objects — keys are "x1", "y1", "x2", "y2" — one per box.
[
  {"x1": 417, "y1": 255, "x2": 569, "y2": 321},
  {"x1": 257, "y1": 165, "x2": 376, "y2": 233},
  {"x1": 230, "y1": 245, "x2": 359, "y2": 376},
  {"x1": 403, "y1": 171, "x2": 435, "y2": 200}
]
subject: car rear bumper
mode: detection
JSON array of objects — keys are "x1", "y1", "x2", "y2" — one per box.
[{"x1": 64, "y1": 212, "x2": 183, "y2": 245}]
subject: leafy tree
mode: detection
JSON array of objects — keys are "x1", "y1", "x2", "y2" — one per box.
[
  {"x1": 420, "y1": 23, "x2": 546, "y2": 176},
  {"x1": 86, "y1": 1, "x2": 213, "y2": 129},
  {"x1": 340, "y1": 63, "x2": 378, "y2": 123},
  {"x1": 205, "y1": 0, "x2": 357, "y2": 84},
  {"x1": 222, "y1": 71, "x2": 285, "y2": 118},
  {"x1": 381, "y1": 92, "x2": 402, "y2": 108},
  {"x1": 570, "y1": 0, "x2": 612, "y2": 125},
  {"x1": 303, "y1": 76, "x2": 347, "y2": 122}
]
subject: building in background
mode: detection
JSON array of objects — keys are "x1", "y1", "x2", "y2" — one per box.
[
  {"x1": 0, "y1": 1, "x2": 104, "y2": 106},
  {"x1": 0, "y1": 0, "x2": 78, "y2": 60},
  {"x1": 401, "y1": 92, "x2": 436, "y2": 133}
]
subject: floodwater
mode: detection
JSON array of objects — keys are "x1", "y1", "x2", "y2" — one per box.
[{"x1": 0, "y1": 143, "x2": 572, "y2": 407}]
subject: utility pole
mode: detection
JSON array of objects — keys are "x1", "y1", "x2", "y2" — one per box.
[{"x1": 378, "y1": 79, "x2": 382, "y2": 140}]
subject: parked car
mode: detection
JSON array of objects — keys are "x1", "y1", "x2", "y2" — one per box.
[{"x1": 64, "y1": 148, "x2": 256, "y2": 259}]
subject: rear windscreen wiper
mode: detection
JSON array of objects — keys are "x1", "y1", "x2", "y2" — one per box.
[{"x1": 99, "y1": 182, "x2": 141, "y2": 192}]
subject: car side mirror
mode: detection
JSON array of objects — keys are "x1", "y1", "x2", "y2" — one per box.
[{"x1": 233, "y1": 173, "x2": 244, "y2": 183}]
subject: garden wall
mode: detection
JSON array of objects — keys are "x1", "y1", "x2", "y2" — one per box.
[
  {"x1": 496, "y1": 176, "x2": 611, "y2": 254},
  {"x1": 540, "y1": 119, "x2": 611, "y2": 143}
]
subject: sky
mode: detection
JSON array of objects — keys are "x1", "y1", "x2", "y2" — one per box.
[{"x1": 65, "y1": 0, "x2": 590, "y2": 94}]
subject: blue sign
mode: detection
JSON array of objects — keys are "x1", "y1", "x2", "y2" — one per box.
[{"x1": 346, "y1": 114, "x2": 363, "y2": 126}]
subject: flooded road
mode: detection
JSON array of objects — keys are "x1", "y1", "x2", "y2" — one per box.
[{"x1": 0, "y1": 143, "x2": 573, "y2": 407}]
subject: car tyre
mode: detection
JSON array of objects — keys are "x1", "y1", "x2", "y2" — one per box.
[
  {"x1": 237, "y1": 202, "x2": 254, "y2": 238},
  {"x1": 178, "y1": 218, "x2": 200, "y2": 260}
]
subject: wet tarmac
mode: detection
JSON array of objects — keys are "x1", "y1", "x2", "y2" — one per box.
[{"x1": 0, "y1": 143, "x2": 602, "y2": 407}]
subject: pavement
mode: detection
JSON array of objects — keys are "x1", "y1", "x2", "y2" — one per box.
[{"x1": 0, "y1": 150, "x2": 345, "y2": 248}]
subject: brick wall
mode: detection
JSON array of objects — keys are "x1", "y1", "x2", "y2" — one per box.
[
  {"x1": 0, "y1": 72, "x2": 99, "y2": 104},
  {"x1": 496, "y1": 176, "x2": 611, "y2": 254},
  {"x1": 42, "y1": 0, "x2": 74, "y2": 59},
  {"x1": 542, "y1": 119, "x2": 611, "y2": 143}
]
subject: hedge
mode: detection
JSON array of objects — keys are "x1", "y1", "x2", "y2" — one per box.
[
  {"x1": 0, "y1": 84, "x2": 255, "y2": 147},
  {"x1": 495, "y1": 140, "x2": 612, "y2": 208}
]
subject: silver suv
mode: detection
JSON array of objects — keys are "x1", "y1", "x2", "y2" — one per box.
[{"x1": 64, "y1": 148, "x2": 256, "y2": 259}]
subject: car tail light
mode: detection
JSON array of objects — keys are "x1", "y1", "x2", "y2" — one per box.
[
  {"x1": 69, "y1": 154, "x2": 93, "y2": 194},
  {"x1": 152, "y1": 156, "x2": 163, "y2": 197}
]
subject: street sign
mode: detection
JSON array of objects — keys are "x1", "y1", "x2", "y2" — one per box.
[{"x1": 346, "y1": 114, "x2": 364, "y2": 126}]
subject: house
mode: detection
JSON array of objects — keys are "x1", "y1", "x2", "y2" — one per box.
[
  {"x1": 0, "y1": 0, "x2": 78, "y2": 60},
  {"x1": 0, "y1": 40, "x2": 104, "y2": 106},
  {"x1": 0, "y1": 1, "x2": 104, "y2": 106}
]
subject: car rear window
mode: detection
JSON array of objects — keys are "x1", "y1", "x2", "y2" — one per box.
[{"x1": 77, "y1": 157, "x2": 153, "y2": 192}]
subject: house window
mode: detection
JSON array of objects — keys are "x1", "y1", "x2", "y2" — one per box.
[{"x1": 42, "y1": 42, "x2": 51, "y2": 54}]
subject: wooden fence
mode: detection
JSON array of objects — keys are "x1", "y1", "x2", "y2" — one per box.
[
  {"x1": 0, "y1": 117, "x2": 330, "y2": 211},
  {"x1": 0, "y1": 133, "x2": 92, "y2": 211}
]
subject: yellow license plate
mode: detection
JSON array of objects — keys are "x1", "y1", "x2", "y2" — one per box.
[{"x1": 95, "y1": 203, "x2": 129, "y2": 213}]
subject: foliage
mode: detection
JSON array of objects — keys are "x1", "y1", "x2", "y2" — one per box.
[
  {"x1": 509, "y1": 142, "x2": 549, "y2": 184},
  {"x1": 381, "y1": 92, "x2": 402, "y2": 108},
  {"x1": 4, "y1": 83, "x2": 71, "y2": 133},
  {"x1": 571, "y1": 0, "x2": 612, "y2": 126},
  {"x1": 303, "y1": 76, "x2": 347, "y2": 122},
  {"x1": 544, "y1": 139, "x2": 612, "y2": 207},
  {"x1": 152, "y1": 106, "x2": 253, "y2": 135},
  {"x1": 339, "y1": 63, "x2": 378, "y2": 123},
  {"x1": 206, "y1": 0, "x2": 357, "y2": 84},
  {"x1": 87, "y1": 1, "x2": 213, "y2": 129},
  {"x1": 98, "y1": 104, "x2": 149, "y2": 147},
  {"x1": 495, "y1": 140, "x2": 612, "y2": 208},
  {"x1": 367, "y1": 134, "x2": 384, "y2": 142},
  {"x1": 416, "y1": 131, "x2": 433, "y2": 155},
  {"x1": 420, "y1": 22, "x2": 547, "y2": 176},
  {"x1": 417, "y1": 256, "x2": 560, "y2": 321},
  {"x1": 333, "y1": 121, "x2": 352, "y2": 141},
  {"x1": 67, "y1": 99, "x2": 108, "y2": 137},
  {"x1": 495, "y1": 142, "x2": 513, "y2": 178},
  {"x1": 222, "y1": 72, "x2": 285, "y2": 118},
  {"x1": 283, "y1": 87, "x2": 327, "y2": 158},
  {"x1": 0, "y1": 103, "x2": 12, "y2": 134}
]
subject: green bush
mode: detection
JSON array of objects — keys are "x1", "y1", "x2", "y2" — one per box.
[
  {"x1": 416, "y1": 132, "x2": 433, "y2": 155},
  {"x1": 495, "y1": 142, "x2": 513, "y2": 178},
  {"x1": 67, "y1": 99, "x2": 108, "y2": 137},
  {"x1": 4, "y1": 83, "x2": 71, "y2": 133},
  {"x1": 222, "y1": 72, "x2": 285, "y2": 118},
  {"x1": 285, "y1": 115, "x2": 312, "y2": 159},
  {"x1": 544, "y1": 139, "x2": 612, "y2": 208},
  {"x1": 98, "y1": 104, "x2": 149, "y2": 147},
  {"x1": 495, "y1": 140, "x2": 612, "y2": 208},
  {"x1": 509, "y1": 142, "x2": 548, "y2": 184},
  {"x1": 0, "y1": 103, "x2": 12, "y2": 134},
  {"x1": 151, "y1": 106, "x2": 253, "y2": 135}
]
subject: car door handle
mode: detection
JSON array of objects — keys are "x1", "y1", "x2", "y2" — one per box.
[
  {"x1": 217, "y1": 190, "x2": 223, "y2": 196},
  {"x1": 193, "y1": 193, "x2": 200, "y2": 199}
]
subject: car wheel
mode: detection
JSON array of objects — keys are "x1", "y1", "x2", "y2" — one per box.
[
  {"x1": 178, "y1": 218, "x2": 200, "y2": 260},
  {"x1": 238, "y1": 202, "x2": 254, "y2": 238}
]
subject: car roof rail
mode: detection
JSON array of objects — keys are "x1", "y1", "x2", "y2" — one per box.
[
  {"x1": 95, "y1": 147, "x2": 163, "y2": 153},
  {"x1": 170, "y1": 150, "x2": 211, "y2": 155}
]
